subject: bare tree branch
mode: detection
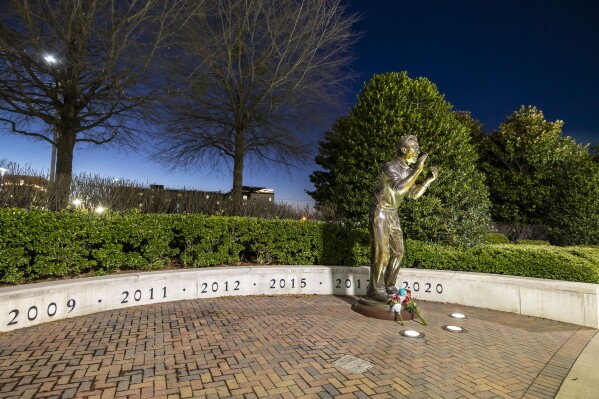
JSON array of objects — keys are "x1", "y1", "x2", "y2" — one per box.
[
  {"x1": 0, "y1": 0, "x2": 199, "y2": 208},
  {"x1": 152, "y1": 0, "x2": 360, "y2": 211}
]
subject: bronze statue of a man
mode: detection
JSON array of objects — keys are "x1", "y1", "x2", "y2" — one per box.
[{"x1": 367, "y1": 135, "x2": 438, "y2": 302}]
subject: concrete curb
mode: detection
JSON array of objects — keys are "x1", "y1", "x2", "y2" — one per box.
[
  {"x1": 2, "y1": 266, "x2": 599, "y2": 332},
  {"x1": 556, "y1": 329, "x2": 599, "y2": 398}
]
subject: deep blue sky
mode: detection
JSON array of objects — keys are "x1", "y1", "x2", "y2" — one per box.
[
  {"x1": 1, "y1": 1, "x2": 598, "y2": 206},
  {"x1": 348, "y1": 0, "x2": 599, "y2": 146}
]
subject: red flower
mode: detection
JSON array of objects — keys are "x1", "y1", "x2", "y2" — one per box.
[{"x1": 388, "y1": 293, "x2": 401, "y2": 305}]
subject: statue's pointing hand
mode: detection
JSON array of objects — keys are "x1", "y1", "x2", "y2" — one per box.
[
  {"x1": 415, "y1": 153, "x2": 428, "y2": 171},
  {"x1": 426, "y1": 166, "x2": 438, "y2": 186}
]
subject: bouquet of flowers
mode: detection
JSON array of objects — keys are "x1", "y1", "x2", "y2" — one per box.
[{"x1": 388, "y1": 289, "x2": 427, "y2": 326}]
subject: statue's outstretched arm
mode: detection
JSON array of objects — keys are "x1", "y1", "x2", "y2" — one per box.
[
  {"x1": 389, "y1": 154, "x2": 428, "y2": 194},
  {"x1": 409, "y1": 166, "x2": 439, "y2": 199}
]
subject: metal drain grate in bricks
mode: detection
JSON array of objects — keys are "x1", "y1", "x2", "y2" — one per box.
[{"x1": 332, "y1": 355, "x2": 374, "y2": 373}]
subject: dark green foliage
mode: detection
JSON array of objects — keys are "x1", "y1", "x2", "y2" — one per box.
[
  {"x1": 515, "y1": 239, "x2": 551, "y2": 246},
  {"x1": 478, "y1": 105, "x2": 599, "y2": 245},
  {"x1": 0, "y1": 209, "x2": 367, "y2": 284},
  {"x1": 309, "y1": 72, "x2": 491, "y2": 246},
  {"x1": 246, "y1": 219, "x2": 324, "y2": 265},
  {"x1": 97, "y1": 212, "x2": 179, "y2": 271},
  {"x1": 479, "y1": 106, "x2": 587, "y2": 224},
  {"x1": 403, "y1": 240, "x2": 599, "y2": 284},
  {"x1": 0, "y1": 209, "x2": 180, "y2": 281},
  {"x1": 175, "y1": 216, "x2": 326, "y2": 267},
  {"x1": 486, "y1": 233, "x2": 510, "y2": 244},
  {"x1": 175, "y1": 215, "x2": 244, "y2": 266},
  {"x1": 545, "y1": 157, "x2": 599, "y2": 246},
  {"x1": 0, "y1": 209, "x2": 97, "y2": 282},
  {"x1": 591, "y1": 144, "x2": 599, "y2": 163},
  {"x1": 318, "y1": 224, "x2": 370, "y2": 266},
  {"x1": 1, "y1": 209, "x2": 597, "y2": 285}
]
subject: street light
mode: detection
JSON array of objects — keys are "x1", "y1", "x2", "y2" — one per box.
[
  {"x1": 44, "y1": 53, "x2": 59, "y2": 182},
  {"x1": 0, "y1": 167, "x2": 7, "y2": 190},
  {"x1": 44, "y1": 54, "x2": 58, "y2": 64}
]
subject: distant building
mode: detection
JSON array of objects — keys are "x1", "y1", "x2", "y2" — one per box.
[
  {"x1": 1, "y1": 174, "x2": 48, "y2": 191},
  {"x1": 241, "y1": 186, "x2": 274, "y2": 203},
  {"x1": 0, "y1": 174, "x2": 49, "y2": 207},
  {"x1": 109, "y1": 184, "x2": 225, "y2": 213}
]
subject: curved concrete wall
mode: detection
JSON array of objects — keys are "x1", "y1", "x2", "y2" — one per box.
[{"x1": 1, "y1": 266, "x2": 598, "y2": 332}]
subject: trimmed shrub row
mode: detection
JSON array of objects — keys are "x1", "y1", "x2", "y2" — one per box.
[
  {"x1": 486, "y1": 233, "x2": 552, "y2": 246},
  {"x1": 1, "y1": 208, "x2": 598, "y2": 285},
  {"x1": 0, "y1": 209, "x2": 368, "y2": 284},
  {"x1": 403, "y1": 241, "x2": 599, "y2": 284},
  {"x1": 486, "y1": 232, "x2": 510, "y2": 244}
]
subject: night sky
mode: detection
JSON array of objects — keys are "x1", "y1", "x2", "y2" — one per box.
[
  {"x1": 1, "y1": 1, "x2": 598, "y2": 206},
  {"x1": 348, "y1": 0, "x2": 599, "y2": 144}
]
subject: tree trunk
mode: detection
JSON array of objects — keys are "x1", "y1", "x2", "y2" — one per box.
[
  {"x1": 48, "y1": 126, "x2": 76, "y2": 211},
  {"x1": 231, "y1": 127, "x2": 245, "y2": 214}
]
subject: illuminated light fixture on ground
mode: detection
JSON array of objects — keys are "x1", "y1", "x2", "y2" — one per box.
[
  {"x1": 399, "y1": 330, "x2": 424, "y2": 338},
  {"x1": 442, "y1": 325, "x2": 466, "y2": 332},
  {"x1": 95, "y1": 206, "x2": 106, "y2": 214},
  {"x1": 72, "y1": 199, "x2": 82, "y2": 207},
  {"x1": 450, "y1": 313, "x2": 467, "y2": 319}
]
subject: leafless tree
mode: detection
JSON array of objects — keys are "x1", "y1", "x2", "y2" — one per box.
[
  {"x1": 0, "y1": 0, "x2": 199, "y2": 208},
  {"x1": 152, "y1": 0, "x2": 360, "y2": 211}
]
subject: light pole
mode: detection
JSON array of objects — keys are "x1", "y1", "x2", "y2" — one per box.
[
  {"x1": 49, "y1": 130, "x2": 57, "y2": 182},
  {"x1": 44, "y1": 53, "x2": 59, "y2": 182},
  {"x1": 0, "y1": 167, "x2": 7, "y2": 189}
]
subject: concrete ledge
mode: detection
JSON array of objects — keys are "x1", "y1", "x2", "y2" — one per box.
[
  {"x1": 399, "y1": 269, "x2": 599, "y2": 328},
  {"x1": 0, "y1": 265, "x2": 371, "y2": 332},
  {"x1": 1, "y1": 266, "x2": 598, "y2": 332}
]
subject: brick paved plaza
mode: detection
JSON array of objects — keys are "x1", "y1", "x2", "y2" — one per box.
[{"x1": 0, "y1": 295, "x2": 596, "y2": 399}]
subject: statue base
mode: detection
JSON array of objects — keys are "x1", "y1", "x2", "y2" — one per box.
[{"x1": 352, "y1": 297, "x2": 414, "y2": 322}]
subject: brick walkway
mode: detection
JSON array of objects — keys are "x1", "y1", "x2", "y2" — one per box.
[{"x1": 0, "y1": 295, "x2": 596, "y2": 399}]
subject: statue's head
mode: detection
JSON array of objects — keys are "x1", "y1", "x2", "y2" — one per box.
[{"x1": 396, "y1": 135, "x2": 419, "y2": 164}]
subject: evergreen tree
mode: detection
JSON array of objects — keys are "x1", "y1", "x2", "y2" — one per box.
[
  {"x1": 309, "y1": 72, "x2": 490, "y2": 246},
  {"x1": 480, "y1": 106, "x2": 585, "y2": 224},
  {"x1": 546, "y1": 156, "x2": 599, "y2": 245}
]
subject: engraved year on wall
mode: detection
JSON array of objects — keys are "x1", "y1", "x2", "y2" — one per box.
[
  {"x1": 332, "y1": 275, "x2": 369, "y2": 295},
  {"x1": 401, "y1": 280, "x2": 444, "y2": 295},
  {"x1": 6, "y1": 298, "x2": 77, "y2": 328}
]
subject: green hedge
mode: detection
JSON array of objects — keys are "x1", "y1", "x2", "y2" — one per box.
[
  {"x1": 403, "y1": 240, "x2": 599, "y2": 283},
  {"x1": 486, "y1": 232, "x2": 510, "y2": 244},
  {"x1": 1, "y1": 208, "x2": 598, "y2": 285},
  {"x1": 0, "y1": 209, "x2": 370, "y2": 284},
  {"x1": 515, "y1": 239, "x2": 551, "y2": 246}
]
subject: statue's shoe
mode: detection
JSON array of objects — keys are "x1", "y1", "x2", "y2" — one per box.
[
  {"x1": 386, "y1": 286, "x2": 400, "y2": 294},
  {"x1": 366, "y1": 290, "x2": 391, "y2": 303}
]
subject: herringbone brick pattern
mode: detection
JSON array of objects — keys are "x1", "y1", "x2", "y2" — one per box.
[{"x1": 0, "y1": 295, "x2": 595, "y2": 398}]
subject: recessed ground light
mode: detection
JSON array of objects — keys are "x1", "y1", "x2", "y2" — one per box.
[
  {"x1": 442, "y1": 325, "x2": 466, "y2": 332},
  {"x1": 450, "y1": 313, "x2": 467, "y2": 319},
  {"x1": 400, "y1": 330, "x2": 424, "y2": 338}
]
